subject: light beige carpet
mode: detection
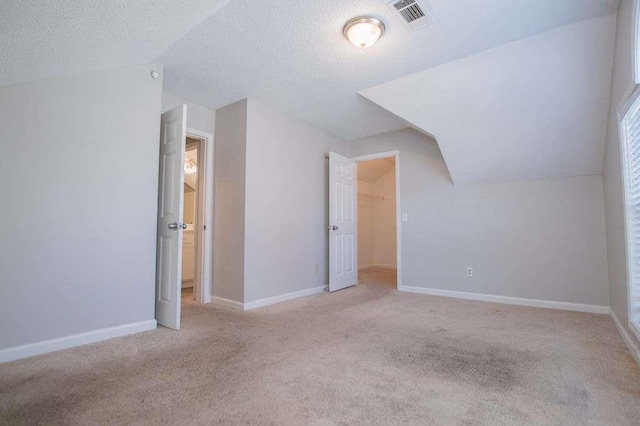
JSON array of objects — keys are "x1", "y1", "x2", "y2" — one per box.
[{"x1": 1, "y1": 268, "x2": 640, "y2": 425}]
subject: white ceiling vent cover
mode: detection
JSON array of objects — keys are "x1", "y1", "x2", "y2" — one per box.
[{"x1": 386, "y1": 0, "x2": 434, "y2": 31}]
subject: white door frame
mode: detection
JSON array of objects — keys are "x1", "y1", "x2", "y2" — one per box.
[
  {"x1": 351, "y1": 150, "x2": 402, "y2": 290},
  {"x1": 186, "y1": 128, "x2": 214, "y2": 304}
]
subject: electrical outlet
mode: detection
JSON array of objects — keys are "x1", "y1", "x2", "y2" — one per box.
[
  {"x1": 402, "y1": 213, "x2": 408, "y2": 222},
  {"x1": 466, "y1": 267, "x2": 473, "y2": 277},
  {"x1": 314, "y1": 264, "x2": 319, "y2": 274}
]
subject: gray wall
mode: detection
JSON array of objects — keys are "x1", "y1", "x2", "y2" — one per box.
[
  {"x1": 213, "y1": 100, "x2": 247, "y2": 302},
  {"x1": 349, "y1": 129, "x2": 610, "y2": 306},
  {"x1": 603, "y1": 0, "x2": 640, "y2": 345},
  {"x1": 244, "y1": 99, "x2": 348, "y2": 302},
  {"x1": 211, "y1": 98, "x2": 349, "y2": 303},
  {"x1": 0, "y1": 63, "x2": 163, "y2": 349}
]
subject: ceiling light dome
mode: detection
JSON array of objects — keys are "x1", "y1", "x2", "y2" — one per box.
[{"x1": 343, "y1": 16, "x2": 385, "y2": 49}]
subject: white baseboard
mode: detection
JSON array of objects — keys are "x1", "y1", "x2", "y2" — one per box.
[
  {"x1": 359, "y1": 264, "x2": 397, "y2": 271},
  {"x1": 211, "y1": 296, "x2": 244, "y2": 311},
  {"x1": 609, "y1": 308, "x2": 640, "y2": 367},
  {"x1": 244, "y1": 286, "x2": 325, "y2": 310},
  {"x1": 398, "y1": 285, "x2": 609, "y2": 314},
  {"x1": 213, "y1": 287, "x2": 325, "y2": 311},
  {"x1": 0, "y1": 320, "x2": 157, "y2": 364}
]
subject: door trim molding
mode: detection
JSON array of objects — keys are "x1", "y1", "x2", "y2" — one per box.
[
  {"x1": 0, "y1": 320, "x2": 157, "y2": 364},
  {"x1": 351, "y1": 150, "x2": 402, "y2": 290}
]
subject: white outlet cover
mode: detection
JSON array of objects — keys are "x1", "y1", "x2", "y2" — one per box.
[{"x1": 402, "y1": 213, "x2": 408, "y2": 222}]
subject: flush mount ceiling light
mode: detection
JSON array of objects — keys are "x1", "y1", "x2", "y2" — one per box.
[{"x1": 343, "y1": 16, "x2": 385, "y2": 49}]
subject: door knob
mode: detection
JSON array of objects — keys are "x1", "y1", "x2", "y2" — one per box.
[
  {"x1": 328, "y1": 225, "x2": 339, "y2": 231},
  {"x1": 168, "y1": 222, "x2": 188, "y2": 231}
]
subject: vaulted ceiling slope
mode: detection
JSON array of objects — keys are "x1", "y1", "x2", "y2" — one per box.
[
  {"x1": 0, "y1": 0, "x2": 232, "y2": 86},
  {"x1": 361, "y1": 14, "x2": 617, "y2": 185},
  {"x1": 161, "y1": 0, "x2": 619, "y2": 140}
]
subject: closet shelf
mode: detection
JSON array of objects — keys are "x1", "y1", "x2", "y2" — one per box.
[{"x1": 358, "y1": 192, "x2": 384, "y2": 201}]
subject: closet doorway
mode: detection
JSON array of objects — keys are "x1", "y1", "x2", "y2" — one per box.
[{"x1": 354, "y1": 153, "x2": 400, "y2": 290}]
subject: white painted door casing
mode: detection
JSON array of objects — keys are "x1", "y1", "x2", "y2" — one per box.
[
  {"x1": 155, "y1": 105, "x2": 187, "y2": 330},
  {"x1": 329, "y1": 152, "x2": 358, "y2": 292}
]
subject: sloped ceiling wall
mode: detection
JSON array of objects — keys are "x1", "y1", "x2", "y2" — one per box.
[
  {"x1": 1, "y1": 1, "x2": 619, "y2": 187},
  {"x1": 360, "y1": 14, "x2": 617, "y2": 185},
  {"x1": 159, "y1": 0, "x2": 618, "y2": 140}
]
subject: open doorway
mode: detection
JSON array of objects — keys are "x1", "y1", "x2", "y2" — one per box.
[
  {"x1": 181, "y1": 137, "x2": 200, "y2": 305},
  {"x1": 155, "y1": 104, "x2": 213, "y2": 330},
  {"x1": 181, "y1": 129, "x2": 214, "y2": 309},
  {"x1": 327, "y1": 150, "x2": 401, "y2": 293},
  {"x1": 356, "y1": 157, "x2": 397, "y2": 290}
]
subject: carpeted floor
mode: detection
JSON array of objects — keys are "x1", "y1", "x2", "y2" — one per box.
[{"x1": 2, "y1": 268, "x2": 640, "y2": 425}]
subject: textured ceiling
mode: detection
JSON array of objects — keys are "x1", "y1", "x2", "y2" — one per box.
[
  {"x1": 161, "y1": 0, "x2": 619, "y2": 139},
  {"x1": 358, "y1": 158, "x2": 395, "y2": 184},
  {"x1": 360, "y1": 14, "x2": 616, "y2": 185},
  {"x1": 2, "y1": 0, "x2": 621, "y2": 186},
  {"x1": 0, "y1": 0, "x2": 232, "y2": 86}
]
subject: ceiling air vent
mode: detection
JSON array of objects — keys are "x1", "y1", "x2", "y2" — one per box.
[{"x1": 386, "y1": 0, "x2": 434, "y2": 31}]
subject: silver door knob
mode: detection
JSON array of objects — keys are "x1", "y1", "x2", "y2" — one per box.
[
  {"x1": 169, "y1": 222, "x2": 188, "y2": 230},
  {"x1": 328, "y1": 225, "x2": 339, "y2": 231}
]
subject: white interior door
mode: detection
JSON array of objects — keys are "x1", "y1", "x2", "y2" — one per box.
[
  {"x1": 155, "y1": 105, "x2": 187, "y2": 330},
  {"x1": 329, "y1": 152, "x2": 358, "y2": 292}
]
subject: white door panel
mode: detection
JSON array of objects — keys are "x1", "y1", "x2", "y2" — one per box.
[
  {"x1": 156, "y1": 105, "x2": 187, "y2": 330},
  {"x1": 329, "y1": 152, "x2": 357, "y2": 292}
]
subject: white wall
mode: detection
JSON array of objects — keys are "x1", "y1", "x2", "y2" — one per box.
[
  {"x1": 603, "y1": 0, "x2": 640, "y2": 346},
  {"x1": 349, "y1": 129, "x2": 609, "y2": 306},
  {"x1": 243, "y1": 99, "x2": 348, "y2": 302},
  {"x1": 213, "y1": 100, "x2": 247, "y2": 303},
  {"x1": 372, "y1": 168, "x2": 397, "y2": 268},
  {"x1": 0, "y1": 63, "x2": 163, "y2": 350}
]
